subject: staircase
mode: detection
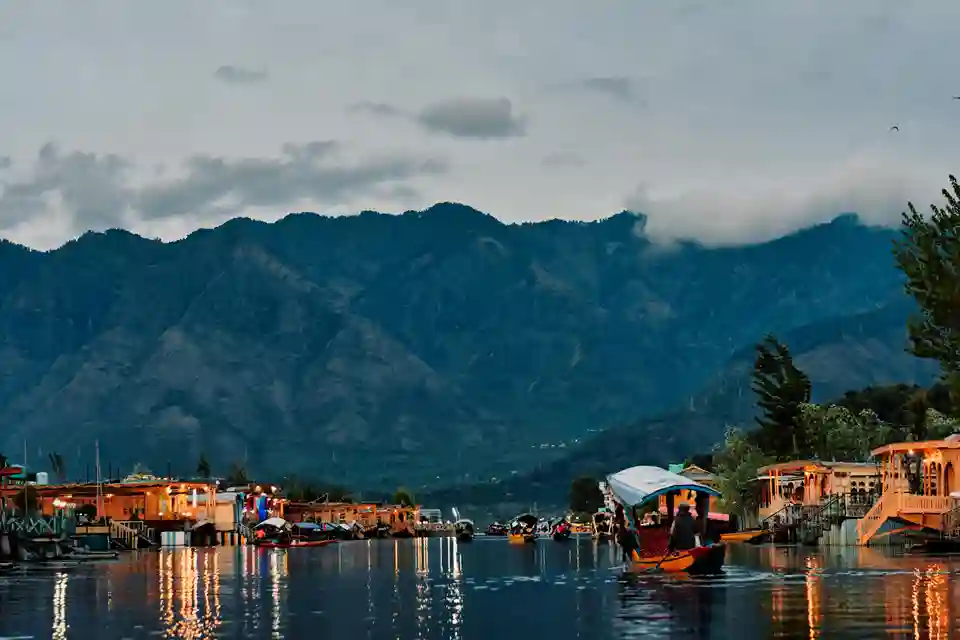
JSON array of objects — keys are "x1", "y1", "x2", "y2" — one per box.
[
  {"x1": 237, "y1": 522, "x2": 254, "y2": 545},
  {"x1": 857, "y1": 492, "x2": 891, "y2": 546}
]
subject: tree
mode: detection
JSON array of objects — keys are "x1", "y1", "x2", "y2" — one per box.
[
  {"x1": 750, "y1": 335, "x2": 812, "y2": 457},
  {"x1": 568, "y1": 476, "x2": 605, "y2": 514},
  {"x1": 225, "y1": 462, "x2": 249, "y2": 487},
  {"x1": 713, "y1": 427, "x2": 773, "y2": 521},
  {"x1": 48, "y1": 452, "x2": 67, "y2": 483},
  {"x1": 392, "y1": 488, "x2": 415, "y2": 506},
  {"x1": 893, "y1": 175, "x2": 960, "y2": 375},
  {"x1": 797, "y1": 403, "x2": 893, "y2": 462},
  {"x1": 196, "y1": 453, "x2": 211, "y2": 479}
]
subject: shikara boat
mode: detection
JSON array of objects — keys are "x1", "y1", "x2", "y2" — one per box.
[
  {"x1": 606, "y1": 465, "x2": 727, "y2": 575},
  {"x1": 552, "y1": 519, "x2": 572, "y2": 541},
  {"x1": 455, "y1": 519, "x2": 475, "y2": 542},
  {"x1": 508, "y1": 513, "x2": 539, "y2": 544},
  {"x1": 593, "y1": 509, "x2": 614, "y2": 540},
  {"x1": 720, "y1": 529, "x2": 770, "y2": 544},
  {"x1": 257, "y1": 538, "x2": 337, "y2": 549}
]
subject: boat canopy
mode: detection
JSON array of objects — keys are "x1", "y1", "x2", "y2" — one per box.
[
  {"x1": 455, "y1": 518, "x2": 475, "y2": 527},
  {"x1": 255, "y1": 517, "x2": 289, "y2": 529},
  {"x1": 514, "y1": 513, "x2": 538, "y2": 526},
  {"x1": 606, "y1": 465, "x2": 721, "y2": 507},
  {"x1": 593, "y1": 511, "x2": 612, "y2": 522},
  {"x1": 292, "y1": 522, "x2": 321, "y2": 530}
]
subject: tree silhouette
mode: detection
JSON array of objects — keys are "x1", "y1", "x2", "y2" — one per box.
[
  {"x1": 225, "y1": 462, "x2": 249, "y2": 487},
  {"x1": 751, "y1": 335, "x2": 812, "y2": 457},
  {"x1": 48, "y1": 452, "x2": 67, "y2": 483},
  {"x1": 392, "y1": 488, "x2": 415, "y2": 506},
  {"x1": 568, "y1": 476, "x2": 605, "y2": 514},
  {"x1": 893, "y1": 174, "x2": 960, "y2": 377},
  {"x1": 196, "y1": 453, "x2": 211, "y2": 479}
]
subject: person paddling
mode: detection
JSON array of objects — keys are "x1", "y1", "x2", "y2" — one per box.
[{"x1": 668, "y1": 503, "x2": 697, "y2": 551}]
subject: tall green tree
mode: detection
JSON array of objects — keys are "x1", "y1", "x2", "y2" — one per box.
[
  {"x1": 797, "y1": 403, "x2": 892, "y2": 461},
  {"x1": 893, "y1": 174, "x2": 960, "y2": 377},
  {"x1": 713, "y1": 427, "x2": 773, "y2": 522},
  {"x1": 225, "y1": 462, "x2": 249, "y2": 487},
  {"x1": 568, "y1": 476, "x2": 605, "y2": 514},
  {"x1": 392, "y1": 488, "x2": 415, "y2": 506},
  {"x1": 750, "y1": 335, "x2": 812, "y2": 457},
  {"x1": 196, "y1": 453, "x2": 211, "y2": 479}
]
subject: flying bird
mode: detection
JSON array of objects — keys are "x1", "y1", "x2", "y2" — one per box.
[{"x1": 889, "y1": 125, "x2": 899, "y2": 131}]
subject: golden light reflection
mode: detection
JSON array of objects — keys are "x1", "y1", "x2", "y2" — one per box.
[
  {"x1": 51, "y1": 571, "x2": 68, "y2": 640},
  {"x1": 156, "y1": 548, "x2": 223, "y2": 638},
  {"x1": 912, "y1": 569, "x2": 921, "y2": 640},
  {"x1": 804, "y1": 555, "x2": 822, "y2": 640}
]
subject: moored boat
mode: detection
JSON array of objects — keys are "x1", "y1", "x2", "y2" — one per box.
[
  {"x1": 720, "y1": 529, "x2": 770, "y2": 544},
  {"x1": 592, "y1": 509, "x2": 614, "y2": 541},
  {"x1": 606, "y1": 465, "x2": 727, "y2": 575},
  {"x1": 485, "y1": 522, "x2": 508, "y2": 536},
  {"x1": 257, "y1": 539, "x2": 337, "y2": 549},
  {"x1": 552, "y1": 518, "x2": 572, "y2": 541},
  {"x1": 455, "y1": 518, "x2": 475, "y2": 542},
  {"x1": 508, "y1": 513, "x2": 538, "y2": 544}
]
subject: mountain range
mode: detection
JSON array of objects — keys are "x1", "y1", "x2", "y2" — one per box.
[{"x1": 0, "y1": 205, "x2": 934, "y2": 493}]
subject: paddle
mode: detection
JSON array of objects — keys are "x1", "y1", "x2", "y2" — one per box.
[{"x1": 647, "y1": 550, "x2": 678, "y2": 573}]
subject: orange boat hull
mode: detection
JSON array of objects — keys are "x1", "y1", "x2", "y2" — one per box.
[{"x1": 630, "y1": 543, "x2": 726, "y2": 574}]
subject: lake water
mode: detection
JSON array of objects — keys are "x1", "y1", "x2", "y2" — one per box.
[{"x1": 1, "y1": 537, "x2": 959, "y2": 638}]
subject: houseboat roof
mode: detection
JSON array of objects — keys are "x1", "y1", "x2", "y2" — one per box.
[
  {"x1": 872, "y1": 437, "x2": 960, "y2": 457},
  {"x1": 0, "y1": 480, "x2": 214, "y2": 499},
  {"x1": 606, "y1": 465, "x2": 721, "y2": 507},
  {"x1": 757, "y1": 460, "x2": 879, "y2": 474}
]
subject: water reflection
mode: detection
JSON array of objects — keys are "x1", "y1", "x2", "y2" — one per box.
[{"x1": 9, "y1": 541, "x2": 960, "y2": 637}]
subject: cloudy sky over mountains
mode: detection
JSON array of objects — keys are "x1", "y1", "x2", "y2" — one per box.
[{"x1": 1, "y1": 0, "x2": 959, "y2": 248}]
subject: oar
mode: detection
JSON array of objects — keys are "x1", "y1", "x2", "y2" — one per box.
[{"x1": 647, "y1": 550, "x2": 678, "y2": 573}]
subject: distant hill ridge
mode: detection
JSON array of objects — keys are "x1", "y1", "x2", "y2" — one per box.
[{"x1": 0, "y1": 204, "x2": 926, "y2": 492}]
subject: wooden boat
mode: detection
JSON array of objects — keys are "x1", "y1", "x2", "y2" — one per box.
[
  {"x1": 629, "y1": 544, "x2": 727, "y2": 573},
  {"x1": 508, "y1": 513, "x2": 539, "y2": 544},
  {"x1": 256, "y1": 538, "x2": 337, "y2": 549},
  {"x1": 606, "y1": 465, "x2": 727, "y2": 574},
  {"x1": 720, "y1": 529, "x2": 770, "y2": 544},
  {"x1": 552, "y1": 519, "x2": 572, "y2": 541},
  {"x1": 455, "y1": 519, "x2": 475, "y2": 542}
]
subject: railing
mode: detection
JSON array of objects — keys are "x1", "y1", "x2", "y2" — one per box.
[
  {"x1": 110, "y1": 520, "x2": 140, "y2": 549},
  {"x1": 943, "y1": 504, "x2": 960, "y2": 538},
  {"x1": 857, "y1": 492, "x2": 955, "y2": 545},
  {"x1": 237, "y1": 522, "x2": 254, "y2": 544}
]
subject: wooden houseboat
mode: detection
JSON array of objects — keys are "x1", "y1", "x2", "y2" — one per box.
[{"x1": 858, "y1": 437, "x2": 960, "y2": 546}]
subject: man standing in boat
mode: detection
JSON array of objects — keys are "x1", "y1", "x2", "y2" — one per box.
[
  {"x1": 668, "y1": 503, "x2": 697, "y2": 551},
  {"x1": 614, "y1": 503, "x2": 638, "y2": 561}
]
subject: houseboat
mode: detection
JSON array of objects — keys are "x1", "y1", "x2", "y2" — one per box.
[
  {"x1": 858, "y1": 436, "x2": 960, "y2": 546},
  {"x1": 454, "y1": 519, "x2": 475, "y2": 542},
  {"x1": 607, "y1": 465, "x2": 726, "y2": 574}
]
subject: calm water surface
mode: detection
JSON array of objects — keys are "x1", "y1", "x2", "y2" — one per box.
[{"x1": 1, "y1": 538, "x2": 960, "y2": 638}]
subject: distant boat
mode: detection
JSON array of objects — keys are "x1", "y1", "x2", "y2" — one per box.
[
  {"x1": 455, "y1": 519, "x2": 475, "y2": 542},
  {"x1": 508, "y1": 513, "x2": 538, "y2": 544},
  {"x1": 592, "y1": 510, "x2": 614, "y2": 540}
]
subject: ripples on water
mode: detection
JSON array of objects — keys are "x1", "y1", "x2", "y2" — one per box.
[{"x1": 1, "y1": 539, "x2": 960, "y2": 638}]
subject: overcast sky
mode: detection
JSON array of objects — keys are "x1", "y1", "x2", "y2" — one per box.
[{"x1": 1, "y1": 0, "x2": 959, "y2": 249}]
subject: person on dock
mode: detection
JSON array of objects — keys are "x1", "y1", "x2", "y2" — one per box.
[{"x1": 668, "y1": 503, "x2": 697, "y2": 551}]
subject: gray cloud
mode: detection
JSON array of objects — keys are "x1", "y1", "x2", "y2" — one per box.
[
  {"x1": 347, "y1": 101, "x2": 405, "y2": 118},
  {"x1": 541, "y1": 153, "x2": 585, "y2": 169},
  {"x1": 0, "y1": 143, "x2": 132, "y2": 230},
  {"x1": 416, "y1": 97, "x2": 526, "y2": 139},
  {"x1": 579, "y1": 77, "x2": 646, "y2": 106},
  {"x1": 0, "y1": 141, "x2": 446, "y2": 231},
  {"x1": 213, "y1": 65, "x2": 269, "y2": 84},
  {"x1": 137, "y1": 141, "x2": 446, "y2": 219},
  {"x1": 0, "y1": 156, "x2": 11, "y2": 170}
]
